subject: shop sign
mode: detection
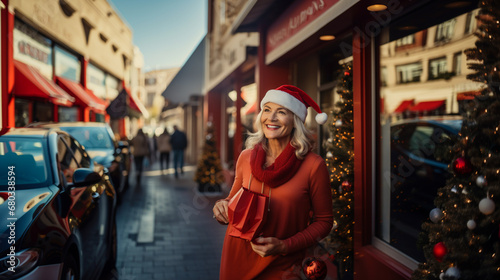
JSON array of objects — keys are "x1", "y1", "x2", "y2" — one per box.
[
  {"x1": 266, "y1": 0, "x2": 358, "y2": 64},
  {"x1": 13, "y1": 20, "x2": 53, "y2": 79}
]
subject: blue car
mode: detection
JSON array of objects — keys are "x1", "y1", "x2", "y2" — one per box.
[
  {"x1": 0, "y1": 127, "x2": 117, "y2": 280},
  {"x1": 29, "y1": 122, "x2": 131, "y2": 202}
]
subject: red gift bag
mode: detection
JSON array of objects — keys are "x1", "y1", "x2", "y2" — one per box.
[{"x1": 228, "y1": 175, "x2": 269, "y2": 241}]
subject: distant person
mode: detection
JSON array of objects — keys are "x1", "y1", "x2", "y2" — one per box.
[
  {"x1": 156, "y1": 129, "x2": 172, "y2": 174},
  {"x1": 170, "y1": 125, "x2": 188, "y2": 178},
  {"x1": 130, "y1": 129, "x2": 150, "y2": 185},
  {"x1": 149, "y1": 133, "x2": 158, "y2": 164}
]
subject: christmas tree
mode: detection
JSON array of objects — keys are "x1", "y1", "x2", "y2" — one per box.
[
  {"x1": 412, "y1": 1, "x2": 500, "y2": 279},
  {"x1": 194, "y1": 122, "x2": 225, "y2": 192},
  {"x1": 323, "y1": 63, "x2": 354, "y2": 280}
]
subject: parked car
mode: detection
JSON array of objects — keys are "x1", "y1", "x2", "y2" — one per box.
[
  {"x1": 29, "y1": 122, "x2": 131, "y2": 201},
  {"x1": 0, "y1": 127, "x2": 117, "y2": 280},
  {"x1": 390, "y1": 116, "x2": 463, "y2": 197}
]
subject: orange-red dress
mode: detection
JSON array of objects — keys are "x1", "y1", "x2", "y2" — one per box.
[{"x1": 219, "y1": 149, "x2": 333, "y2": 279}]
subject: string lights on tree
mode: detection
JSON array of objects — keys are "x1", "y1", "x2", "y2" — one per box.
[{"x1": 323, "y1": 63, "x2": 354, "y2": 280}]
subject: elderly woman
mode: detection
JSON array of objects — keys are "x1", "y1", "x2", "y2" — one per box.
[{"x1": 213, "y1": 85, "x2": 333, "y2": 279}]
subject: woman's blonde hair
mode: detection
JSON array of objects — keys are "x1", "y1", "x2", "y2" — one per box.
[{"x1": 245, "y1": 110, "x2": 315, "y2": 159}]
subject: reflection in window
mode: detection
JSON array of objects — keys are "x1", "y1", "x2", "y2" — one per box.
[
  {"x1": 453, "y1": 52, "x2": 462, "y2": 75},
  {"x1": 377, "y1": 8, "x2": 481, "y2": 265},
  {"x1": 396, "y1": 34, "x2": 415, "y2": 47},
  {"x1": 435, "y1": 19, "x2": 456, "y2": 43},
  {"x1": 396, "y1": 62, "x2": 422, "y2": 84},
  {"x1": 428, "y1": 57, "x2": 447, "y2": 80}
]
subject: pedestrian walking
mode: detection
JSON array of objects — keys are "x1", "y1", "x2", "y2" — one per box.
[
  {"x1": 156, "y1": 128, "x2": 172, "y2": 174},
  {"x1": 170, "y1": 125, "x2": 188, "y2": 178},
  {"x1": 130, "y1": 128, "x2": 150, "y2": 186},
  {"x1": 212, "y1": 85, "x2": 333, "y2": 279}
]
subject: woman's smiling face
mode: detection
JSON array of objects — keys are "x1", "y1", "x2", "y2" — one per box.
[{"x1": 261, "y1": 102, "x2": 295, "y2": 142}]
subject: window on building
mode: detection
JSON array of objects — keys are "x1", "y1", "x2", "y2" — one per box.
[
  {"x1": 453, "y1": 52, "x2": 462, "y2": 75},
  {"x1": 55, "y1": 45, "x2": 81, "y2": 82},
  {"x1": 15, "y1": 99, "x2": 30, "y2": 127},
  {"x1": 59, "y1": 107, "x2": 78, "y2": 122},
  {"x1": 464, "y1": 11, "x2": 478, "y2": 34},
  {"x1": 34, "y1": 102, "x2": 54, "y2": 123},
  {"x1": 377, "y1": 7, "x2": 480, "y2": 269},
  {"x1": 87, "y1": 63, "x2": 106, "y2": 99},
  {"x1": 145, "y1": 77, "x2": 157, "y2": 85},
  {"x1": 396, "y1": 62, "x2": 422, "y2": 84},
  {"x1": 396, "y1": 34, "x2": 415, "y2": 47},
  {"x1": 428, "y1": 56, "x2": 448, "y2": 80},
  {"x1": 106, "y1": 74, "x2": 120, "y2": 99},
  {"x1": 435, "y1": 19, "x2": 456, "y2": 43}
]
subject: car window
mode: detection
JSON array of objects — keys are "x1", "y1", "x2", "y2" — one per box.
[
  {"x1": 409, "y1": 126, "x2": 435, "y2": 160},
  {"x1": 60, "y1": 126, "x2": 114, "y2": 149},
  {"x1": 58, "y1": 136, "x2": 80, "y2": 183},
  {"x1": 0, "y1": 138, "x2": 49, "y2": 188}
]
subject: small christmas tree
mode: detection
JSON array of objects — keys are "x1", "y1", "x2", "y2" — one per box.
[
  {"x1": 412, "y1": 1, "x2": 500, "y2": 279},
  {"x1": 323, "y1": 63, "x2": 354, "y2": 280},
  {"x1": 194, "y1": 122, "x2": 225, "y2": 192}
]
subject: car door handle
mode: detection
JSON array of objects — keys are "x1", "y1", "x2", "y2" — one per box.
[{"x1": 92, "y1": 192, "x2": 100, "y2": 199}]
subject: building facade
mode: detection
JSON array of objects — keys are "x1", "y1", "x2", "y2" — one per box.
[
  {"x1": 1, "y1": 0, "x2": 147, "y2": 138},
  {"x1": 206, "y1": 0, "x2": 482, "y2": 279}
]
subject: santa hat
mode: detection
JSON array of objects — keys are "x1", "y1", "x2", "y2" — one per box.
[{"x1": 260, "y1": 85, "x2": 328, "y2": 125}]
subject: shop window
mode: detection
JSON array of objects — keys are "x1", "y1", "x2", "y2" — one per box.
[
  {"x1": 15, "y1": 99, "x2": 30, "y2": 127},
  {"x1": 55, "y1": 45, "x2": 81, "y2": 82},
  {"x1": 396, "y1": 62, "x2": 422, "y2": 84},
  {"x1": 59, "y1": 107, "x2": 78, "y2": 122},
  {"x1": 428, "y1": 57, "x2": 449, "y2": 80},
  {"x1": 33, "y1": 102, "x2": 54, "y2": 123},
  {"x1": 145, "y1": 77, "x2": 156, "y2": 85},
  {"x1": 377, "y1": 7, "x2": 481, "y2": 267}
]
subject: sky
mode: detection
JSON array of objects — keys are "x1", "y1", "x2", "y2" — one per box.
[{"x1": 109, "y1": 0, "x2": 207, "y2": 71}]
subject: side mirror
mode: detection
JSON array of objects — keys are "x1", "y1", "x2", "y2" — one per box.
[{"x1": 72, "y1": 168, "x2": 102, "y2": 187}]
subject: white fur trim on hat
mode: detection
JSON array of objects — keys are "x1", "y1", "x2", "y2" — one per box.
[{"x1": 261, "y1": 89, "x2": 308, "y2": 121}]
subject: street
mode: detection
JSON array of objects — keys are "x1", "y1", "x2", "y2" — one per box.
[{"x1": 106, "y1": 161, "x2": 227, "y2": 280}]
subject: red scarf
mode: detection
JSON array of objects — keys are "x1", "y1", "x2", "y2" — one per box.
[{"x1": 250, "y1": 143, "x2": 303, "y2": 188}]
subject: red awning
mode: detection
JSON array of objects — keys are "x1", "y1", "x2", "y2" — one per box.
[
  {"x1": 409, "y1": 100, "x2": 446, "y2": 112},
  {"x1": 127, "y1": 90, "x2": 150, "y2": 118},
  {"x1": 56, "y1": 76, "x2": 108, "y2": 113},
  {"x1": 457, "y1": 90, "x2": 481, "y2": 100},
  {"x1": 393, "y1": 99, "x2": 414, "y2": 113},
  {"x1": 244, "y1": 102, "x2": 257, "y2": 115},
  {"x1": 14, "y1": 60, "x2": 74, "y2": 106}
]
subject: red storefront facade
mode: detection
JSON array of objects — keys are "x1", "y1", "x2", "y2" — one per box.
[
  {"x1": 0, "y1": 0, "x2": 146, "y2": 138},
  {"x1": 212, "y1": 0, "x2": 483, "y2": 279}
]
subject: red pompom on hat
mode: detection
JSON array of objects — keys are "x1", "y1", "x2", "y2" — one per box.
[{"x1": 261, "y1": 85, "x2": 328, "y2": 124}]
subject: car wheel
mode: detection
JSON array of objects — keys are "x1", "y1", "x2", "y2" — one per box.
[{"x1": 61, "y1": 254, "x2": 79, "y2": 280}]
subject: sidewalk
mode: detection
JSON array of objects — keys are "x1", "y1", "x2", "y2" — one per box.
[{"x1": 112, "y1": 162, "x2": 228, "y2": 280}]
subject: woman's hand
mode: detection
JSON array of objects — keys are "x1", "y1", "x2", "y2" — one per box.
[
  {"x1": 213, "y1": 199, "x2": 229, "y2": 224},
  {"x1": 250, "y1": 237, "x2": 286, "y2": 257}
]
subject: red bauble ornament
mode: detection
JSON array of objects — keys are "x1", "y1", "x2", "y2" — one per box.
[
  {"x1": 302, "y1": 257, "x2": 327, "y2": 280},
  {"x1": 452, "y1": 157, "x2": 472, "y2": 176},
  {"x1": 433, "y1": 242, "x2": 447, "y2": 262},
  {"x1": 341, "y1": 180, "x2": 352, "y2": 191},
  {"x1": 344, "y1": 71, "x2": 350, "y2": 76}
]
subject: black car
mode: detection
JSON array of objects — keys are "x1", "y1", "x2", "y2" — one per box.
[
  {"x1": 29, "y1": 122, "x2": 131, "y2": 200},
  {"x1": 0, "y1": 127, "x2": 117, "y2": 280}
]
